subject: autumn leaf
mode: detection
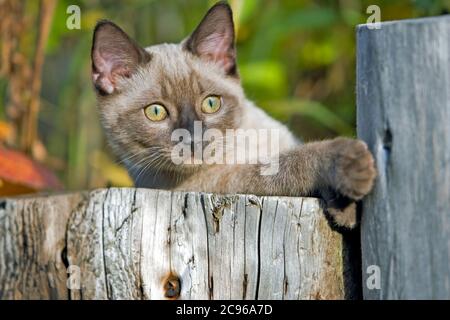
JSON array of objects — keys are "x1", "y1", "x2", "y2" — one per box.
[{"x1": 0, "y1": 147, "x2": 62, "y2": 196}]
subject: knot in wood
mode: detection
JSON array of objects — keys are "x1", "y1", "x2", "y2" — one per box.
[{"x1": 163, "y1": 274, "x2": 181, "y2": 299}]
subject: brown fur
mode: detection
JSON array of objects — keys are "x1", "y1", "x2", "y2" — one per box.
[{"x1": 91, "y1": 2, "x2": 376, "y2": 228}]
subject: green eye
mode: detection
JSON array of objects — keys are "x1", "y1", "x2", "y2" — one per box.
[
  {"x1": 201, "y1": 95, "x2": 221, "y2": 114},
  {"x1": 144, "y1": 104, "x2": 168, "y2": 121}
]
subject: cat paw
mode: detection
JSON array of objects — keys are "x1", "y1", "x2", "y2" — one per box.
[
  {"x1": 327, "y1": 202, "x2": 357, "y2": 229},
  {"x1": 330, "y1": 138, "x2": 376, "y2": 201},
  {"x1": 321, "y1": 188, "x2": 358, "y2": 228}
]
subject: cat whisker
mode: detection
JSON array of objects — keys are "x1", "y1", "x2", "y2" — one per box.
[
  {"x1": 125, "y1": 146, "x2": 166, "y2": 176},
  {"x1": 134, "y1": 148, "x2": 173, "y2": 185}
]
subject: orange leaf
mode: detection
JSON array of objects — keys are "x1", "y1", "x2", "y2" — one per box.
[{"x1": 0, "y1": 147, "x2": 62, "y2": 192}]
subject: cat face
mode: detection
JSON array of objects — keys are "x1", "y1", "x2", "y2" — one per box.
[{"x1": 91, "y1": 2, "x2": 245, "y2": 177}]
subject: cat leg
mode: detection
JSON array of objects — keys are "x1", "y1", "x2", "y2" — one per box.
[
  {"x1": 250, "y1": 137, "x2": 375, "y2": 228},
  {"x1": 175, "y1": 137, "x2": 376, "y2": 228},
  {"x1": 270, "y1": 137, "x2": 376, "y2": 228}
]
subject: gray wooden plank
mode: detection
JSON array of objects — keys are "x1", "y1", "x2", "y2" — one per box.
[{"x1": 357, "y1": 16, "x2": 450, "y2": 299}]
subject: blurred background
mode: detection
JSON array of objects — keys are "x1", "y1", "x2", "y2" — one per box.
[{"x1": 0, "y1": 0, "x2": 449, "y2": 195}]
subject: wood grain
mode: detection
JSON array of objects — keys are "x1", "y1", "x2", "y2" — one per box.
[{"x1": 0, "y1": 188, "x2": 347, "y2": 299}]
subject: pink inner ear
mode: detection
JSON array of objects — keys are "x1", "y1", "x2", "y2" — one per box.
[
  {"x1": 92, "y1": 50, "x2": 115, "y2": 94},
  {"x1": 92, "y1": 48, "x2": 133, "y2": 94},
  {"x1": 197, "y1": 32, "x2": 234, "y2": 72}
]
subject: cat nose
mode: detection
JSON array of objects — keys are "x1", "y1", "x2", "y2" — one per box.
[{"x1": 178, "y1": 108, "x2": 200, "y2": 133}]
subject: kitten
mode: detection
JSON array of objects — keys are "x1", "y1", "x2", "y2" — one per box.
[{"x1": 91, "y1": 1, "x2": 376, "y2": 228}]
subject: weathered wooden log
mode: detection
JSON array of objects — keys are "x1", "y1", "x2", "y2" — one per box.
[
  {"x1": 0, "y1": 188, "x2": 350, "y2": 300},
  {"x1": 357, "y1": 16, "x2": 450, "y2": 299}
]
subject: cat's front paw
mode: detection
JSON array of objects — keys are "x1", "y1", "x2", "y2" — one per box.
[{"x1": 330, "y1": 138, "x2": 376, "y2": 200}]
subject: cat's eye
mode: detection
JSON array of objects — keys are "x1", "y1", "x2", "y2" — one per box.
[
  {"x1": 201, "y1": 95, "x2": 222, "y2": 114},
  {"x1": 144, "y1": 104, "x2": 168, "y2": 121}
]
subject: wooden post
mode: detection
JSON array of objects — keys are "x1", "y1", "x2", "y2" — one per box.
[
  {"x1": 357, "y1": 16, "x2": 450, "y2": 299},
  {"x1": 0, "y1": 188, "x2": 348, "y2": 300}
]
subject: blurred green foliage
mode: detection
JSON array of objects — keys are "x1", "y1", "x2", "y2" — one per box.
[{"x1": 2, "y1": 0, "x2": 449, "y2": 190}]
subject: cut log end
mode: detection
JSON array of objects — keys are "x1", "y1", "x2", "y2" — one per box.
[{"x1": 0, "y1": 188, "x2": 352, "y2": 300}]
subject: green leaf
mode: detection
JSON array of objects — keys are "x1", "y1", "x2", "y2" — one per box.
[{"x1": 240, "y1": 61, "x2": 288, "y2": 99}]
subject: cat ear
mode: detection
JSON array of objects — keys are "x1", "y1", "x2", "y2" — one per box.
[
  {"x1": 91, "y1": 20, "x2": 151, "y2": 95},
  {"x1": 184, "y1": 2, "x2": 237, "y2": 76}
]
